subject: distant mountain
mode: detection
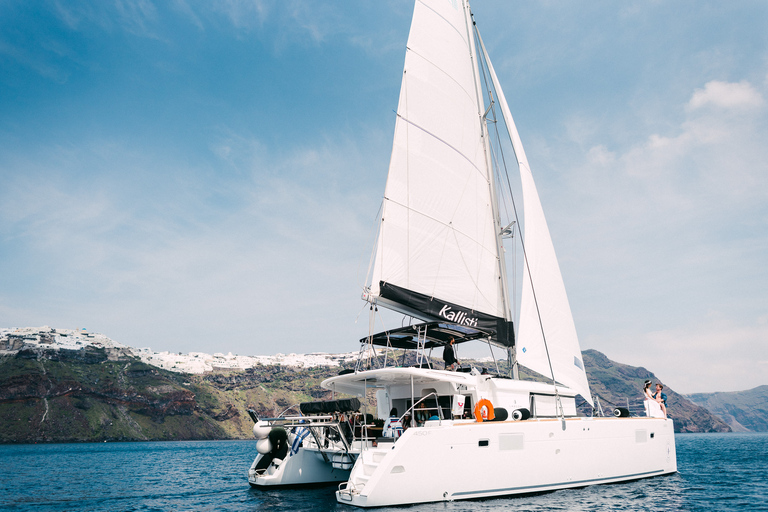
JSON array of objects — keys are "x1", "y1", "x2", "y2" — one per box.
[
  {"x1": 580, "y1": 349, "x2": 731, "y2": 433},
  {"x1": 686, "y1": 385, "x2": 768, "y2": 432}
]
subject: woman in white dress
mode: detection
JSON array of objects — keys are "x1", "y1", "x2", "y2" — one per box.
[{"x1": 643, "y1": 379, "x2": 666, "y2": 418}]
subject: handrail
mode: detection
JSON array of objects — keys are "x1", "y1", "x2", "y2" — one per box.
[
  {"x1": 259, "y1": 415, "x2": 334, "y2": 422},
  {"x1": 308, "y1": 423, "x2": 332, "y2": 463},
  {"x1": 399, "y1": 391, "x2": 444, "y2": 427},
  {"x1": 276, "y1": 404, "x2": 302, "y2": 418}
]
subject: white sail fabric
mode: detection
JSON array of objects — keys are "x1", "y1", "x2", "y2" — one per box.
[
  {"x1": 479, "y1": 36, "x2": 593, "y2": 406},
  {"x1": 370, "y1": 0, "x2": 505, "y2": 320}
]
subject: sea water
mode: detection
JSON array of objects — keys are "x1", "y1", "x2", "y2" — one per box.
[{"x1": 1, "y1": 433, "x2": 766, "y2": 511}]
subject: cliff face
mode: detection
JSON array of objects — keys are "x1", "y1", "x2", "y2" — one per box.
[
  {"x1": 0, "y1": 346, "x2": 737, "y2": 443},
  {"x1": 0, "y1": 349, "x2": 231, "y2": 443},
  {"x1": 686, "y1": 385, "x2": 768, "y2": 432},
  {"x1": 0, "y1": 348, "x2": 340, "y2": 443}
]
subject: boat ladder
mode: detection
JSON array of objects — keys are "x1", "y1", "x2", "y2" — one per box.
[
  {"x1": 414, "y1": 324, "x2": 430, "y2": 367},
  {"x1": 342, "y1": 447, "x2": 390, "y2": 492}
]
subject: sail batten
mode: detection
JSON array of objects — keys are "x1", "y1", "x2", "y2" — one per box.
[{"x1": 393, "y1": 113, "x2": 487, "y2": 178}]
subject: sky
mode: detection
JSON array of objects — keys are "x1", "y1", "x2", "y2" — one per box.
[{"x1": 1, "y1": 0, "x2": 766, "y2": 395}]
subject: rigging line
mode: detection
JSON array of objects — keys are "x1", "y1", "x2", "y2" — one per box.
[
  {"x1": 472, "y1": 22, "x2": 513, "y2": 228},
  {"x1": 487, "y1": 137, "x2": 512, "y2": 227},
  {"x1": 486, "y1": 337, "x2": 501, "y2": 374},
  {"x1": 472, "y1": 116, "x2": 516, "y2": 314},
  {"x1": 485, "y1": 86, "x2": 519, "y2": 329},
  {"x1": 361, "y1": 200, "x2": 384, "y2": 292},
  {"x1": 486, "y1": 123, "x2": 521, "y2": 326},
  {"x1": 354, "y1": 299, "x2": 371, "y2": 325},
  {"x1": 470, "y1": 15, "x2": 516, "y2": 330},
  {"x1": 487, "y1": 139, "x2": 519, "y2": 327},
  {"x1": 484, "y1": 90, "x2": 514, "y2": 225},
  {"x1": 506, "y1": 144, "x2": 565, "y2": 417},
  {"x1": 473, "y1": 18, "x2": 565, "y2": 418},
  {"x1": 466, "y1": 8, "x2": 512, "y2": 329}
]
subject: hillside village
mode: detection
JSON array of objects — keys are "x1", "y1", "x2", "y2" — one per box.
[{"x1": 0, "y1": 326, "x2": 361, "y2": 373}]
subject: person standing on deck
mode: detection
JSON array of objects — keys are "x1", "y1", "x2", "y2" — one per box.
[
  {"x1": 443, "y1": 338, "x2": 458, "y2": 371},
  {"x1": 654, "y1": 383, "x2": 668, "y2": 417}
]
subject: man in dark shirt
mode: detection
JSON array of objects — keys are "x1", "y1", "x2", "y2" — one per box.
[{"x1": 443, "y1": 337, "x2": 458, "y2": 371}]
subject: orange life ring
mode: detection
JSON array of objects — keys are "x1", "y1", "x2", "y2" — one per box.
[{"x1": 473, "y1": 399, "x2": 495, "y2": 422}]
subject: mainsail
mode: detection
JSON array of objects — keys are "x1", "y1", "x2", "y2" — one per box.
[
  {"x1": 368, "y1": 0, "x2": 513, "y2": 345},
  {"x1": 367, "y1": 0, "x2": 592, "y2": 405}
]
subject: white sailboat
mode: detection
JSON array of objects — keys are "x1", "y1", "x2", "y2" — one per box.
[
  {"x1": 246, "y1": 401, "x2": 364, "y2": 487},
  {"x1": 321, "y1": 0, "x2": 677, "y2": 507}
]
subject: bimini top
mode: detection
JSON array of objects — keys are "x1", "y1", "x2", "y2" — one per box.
[
  {"x1": 360, "y1": 322, "x2": 495, "y2": 350},
  {"x1": 299, "y1": 398, "x2": 360, "y2": 415}
]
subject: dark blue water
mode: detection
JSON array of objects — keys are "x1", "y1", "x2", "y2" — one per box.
[{"x1": 1, "y1": 433, "x2": 766, "y2": 511}]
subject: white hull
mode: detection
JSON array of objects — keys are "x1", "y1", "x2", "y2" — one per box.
[
  {"x1": 249, "y1": 447, "x2": 354, "y2": 487},
  {"x1": 337, "y1": 416, "x2": 676, "y2": 507}
]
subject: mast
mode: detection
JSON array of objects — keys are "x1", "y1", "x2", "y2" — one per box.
[{"x1": 463, "y1": 0, "x2": 516, "y2": 352}]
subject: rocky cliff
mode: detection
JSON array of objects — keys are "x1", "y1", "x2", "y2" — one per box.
[
  {"x1": 0, "y1": 346, "x2": 344, "y2": 443},
  {"x1": 0, "y1": 346, "x2": 735, "y2": 443}
]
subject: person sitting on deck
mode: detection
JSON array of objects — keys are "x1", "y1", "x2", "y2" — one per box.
[
  {"x1": 382, "y1": 408, "x2": 403, "y2": 438},
  {"x1": 415, "y1": 402, "x2": 429, "y2": 427},
  {"x1": 443, "y1": 337, "x2": 458, "y2": 371}
]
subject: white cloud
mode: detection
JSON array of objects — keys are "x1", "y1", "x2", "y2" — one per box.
[
  {"x1": 548, "y1": 78, "x2": 768, "y2": 393},
  {"x1": 0, "y1": 40, "x2": 71, "y2": 84},
  {"x1": 566, "y1": 79, "x2": 768, "y2": 229},
  {"x1": 0, "y1": 128, "x2": 387, "y2": 355},
  {"x1": 211, "y1": 0, "x2": 269, "y2": 31},
  {"x1": 688, "y1": 80, "x2": 765, "y2": 110}
]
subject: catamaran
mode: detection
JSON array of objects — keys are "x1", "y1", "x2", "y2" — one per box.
[
  {"x1": 246, "y1": 399, "x2": 363, "y2": 487},
  {"x1": 246, "y1": 0, "x2": 676, "y2": 503},
  {"x1": 323, "y1": 0, "x2": 677, "y2": 507}
]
